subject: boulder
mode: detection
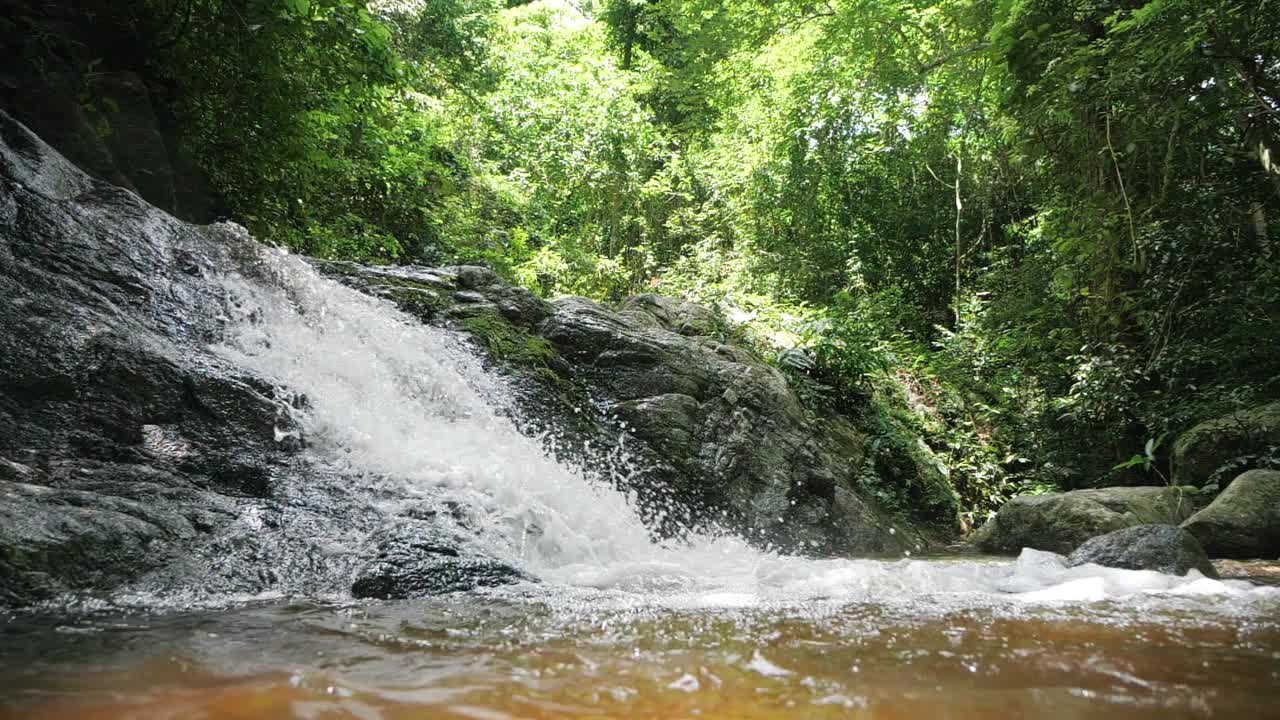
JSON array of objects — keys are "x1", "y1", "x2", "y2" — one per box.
[
  {"x1": 1172, "y1": 402, "x2": 1280, "y2": 486},
  {"x1": 976, "y1": 486, "x2": 1204, "y2": 555},
  {"x1": 1066, "y1": 524, "x2": 1218, "y2": 578},
  {"x1": 617, "y1": 293, "x2": 720, "y2": 336},
  {"x1": 1182, "y1": 470, "x2": 1280, "y2": 558},
  {"x1": 351, "y1": 523, "x2": 528, "y2": 600}
]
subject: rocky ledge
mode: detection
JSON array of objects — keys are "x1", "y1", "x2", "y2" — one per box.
[{"x1": 316, "y1": 261, "x2": 961, "y2": 557}]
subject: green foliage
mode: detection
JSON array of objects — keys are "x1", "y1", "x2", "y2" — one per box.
[{"x1": 136, "y1": 0, "x2": 500, "y2": 262}]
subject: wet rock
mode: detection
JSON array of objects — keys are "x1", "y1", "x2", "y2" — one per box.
[
  {"x1": 352, "y1": 525, "x2": 528, "y2": 599},
  {"x1": 1182, "y1": 470, "x2": 1280, "y2": 558},
  {"x1": 539, "y1": 296, "x2": 957, "y2": 554},
  {"x1": 1172, "y1": 402, "x2": 1280, "y2": 486},
  {"x1": 976, "y1": 486, "x2": 1204, "y2": 555},
  {"x1": 352, "y1": 557, "x2": 528, "y2": 599},
  {"x1": 0, "y1": 111, "x2": 327, "y2": 606},
  {"x1": 0, "y1": 478, "x2": 224, "y2": 605},
  {"x1": 322, "y1": 261, "x2": 960, "y2": 556},
  {"x1": 446, "y1": 265, "x2": 550, "y2": 328},
  {"x1": 1066, "y1": 525, "x2": 1218, "y2": 578}
]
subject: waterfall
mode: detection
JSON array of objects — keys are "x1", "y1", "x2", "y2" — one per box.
[{"x1": 207, "y1": 238, "x2": 1273, "y2": 607}]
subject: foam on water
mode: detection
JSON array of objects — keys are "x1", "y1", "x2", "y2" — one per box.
[{"x1": 212, "y1": 244, "x2": 1279, "y2": 610}]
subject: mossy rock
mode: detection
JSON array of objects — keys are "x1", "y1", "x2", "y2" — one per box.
[
  {"x1": 380, "y1": 285, "x2": 447, "y2": 321},
  {"x1": 458, "y1": 311, "x2": 561, "y2": 376},
  {"x1": 856, "y1": 410, "x2": 961, "y2": 532},
  {"x1": 977, "y1": 486, "x2": 1205, "y2": 555},
  {"x1": 1172, "y1": 401, "x2": 1280, "y2": 486},
  {"x1": 1181, "y1": 470, "x2": 1280, "y2": 558}
]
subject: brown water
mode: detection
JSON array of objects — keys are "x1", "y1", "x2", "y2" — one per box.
[{"x1": 4, "y1": 574, "x2": 1280, "y2": 720}]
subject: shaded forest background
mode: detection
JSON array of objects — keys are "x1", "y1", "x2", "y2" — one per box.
[{"x1": 3, "y1": 0, "x2": 1277, "y2": 527}]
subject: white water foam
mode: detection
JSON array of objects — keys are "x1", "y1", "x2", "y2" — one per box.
[{"x1": 212, "y1": 244, "x2": 1279, "y2": 610}]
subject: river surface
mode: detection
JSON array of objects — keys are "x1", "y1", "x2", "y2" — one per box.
[{"x1": 4, "y1": 557, "x2": 1280, "y2": 720}]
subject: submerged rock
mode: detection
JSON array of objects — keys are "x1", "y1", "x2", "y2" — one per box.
[
  {"x1": 975, "y1": 486, "x2": 1203, "y2": 555},
  {"x1": 1172, "y1": 402, "x2": 1280, "y2": 486},
  {"x1": 1066, "y1": 525, "x2": 1218, "y2": 578},
  {"x1": 1182, "y1": 470, "x2": 1280, "y2": 559}
]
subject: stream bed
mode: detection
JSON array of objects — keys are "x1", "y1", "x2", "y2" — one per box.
[{"x1": 4, "y1": 558, "x2": 1279, "y2": 720}]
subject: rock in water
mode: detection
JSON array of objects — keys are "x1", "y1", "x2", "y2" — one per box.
[
  {"x1": 351, "y1": 524, "x2": 529, "y2": 599},
  {"x1": 1182, "y1": 470, "x2": 1280, "y2": 559},
  {"x1": 975, "y1": 486, "x2": 1204, "y2": 555},
  {"x1": 1066, "y1": 525, "x2": 1218, "y2": 578}
]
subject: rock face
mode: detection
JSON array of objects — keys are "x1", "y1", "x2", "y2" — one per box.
[
  {"x1": 1182, "y1": 470, "x2": 1280, "y2": 559},
  {"x1": 321, "y1": 265, "x2": 962, "y2": 556},
  {"x1": 1066, "y1": 525, "x2": 1218, "y2": 578},
  {"x1": 1172, "y1": 402, "x2": 1280, "y2": 486},
  {"x1": 975, "y1": 486, "x2": 1204, "y2": 555},
  {"x1": 540, "y1": 295, "x2": 959, "y2": 553},
  {"x1": 0, "y1": 111, "x2": 517, "y2": 606},
  {"x1": 0, "y1": 110, "x2": 268, "y2": 605}
]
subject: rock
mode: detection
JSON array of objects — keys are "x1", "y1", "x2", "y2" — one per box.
[
  {"x1": 617, "y1": 294, "x2": 720, "y2": 336},
  {"x1": 0, "y1": 110, "x2": 304, "y2": 604},
  {"x1": 321, "y1": 262, "x2": 962, "y2": 557},
  {"x1": 1172, "y1": 402, "x2": 1280, "y2": 486},
  {"x1": 320, "y1": 259, "x2": 961, "y2": 556},
  {"x1": 0, "y1": 479, "x2": 216, "y2": 605},
  {"x1": 352, "y1": 557, "x2": 528, "y2": 599},
  {"x1": 1182, "y1": 470, "x2": 1280, "y2": 558},
  {"x1": 0, "y1": 108, "x2": 960, "y2": 610},
  {"x1": 540, "y1": 295, "x2": 958, "y2": 554},
  {"x1": 1066, "y1": 524, "x2": 1218, "y2": 578},
  {"x1": 351, "y1": 523, "x2": 529, "y2": 599},
  {"x1": 976, "y1": 486, "x2": 1203, "y2": 555},
  {"x1": 0, "y1": 112, "x2": 503, "y2": 607}
]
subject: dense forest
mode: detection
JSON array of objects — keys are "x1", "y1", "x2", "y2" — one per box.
[{"x1": 5, "y1": 0, "x2": 1277, "y2": 527}]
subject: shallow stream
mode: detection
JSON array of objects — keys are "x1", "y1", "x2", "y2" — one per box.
[{"x1": 4, "y1": 554, "x2": 1280, "y2": 719}]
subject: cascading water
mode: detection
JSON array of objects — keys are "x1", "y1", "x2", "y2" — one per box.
[{"x1": 208, "y1": 240, "x2": 1276, "y2": 609}]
